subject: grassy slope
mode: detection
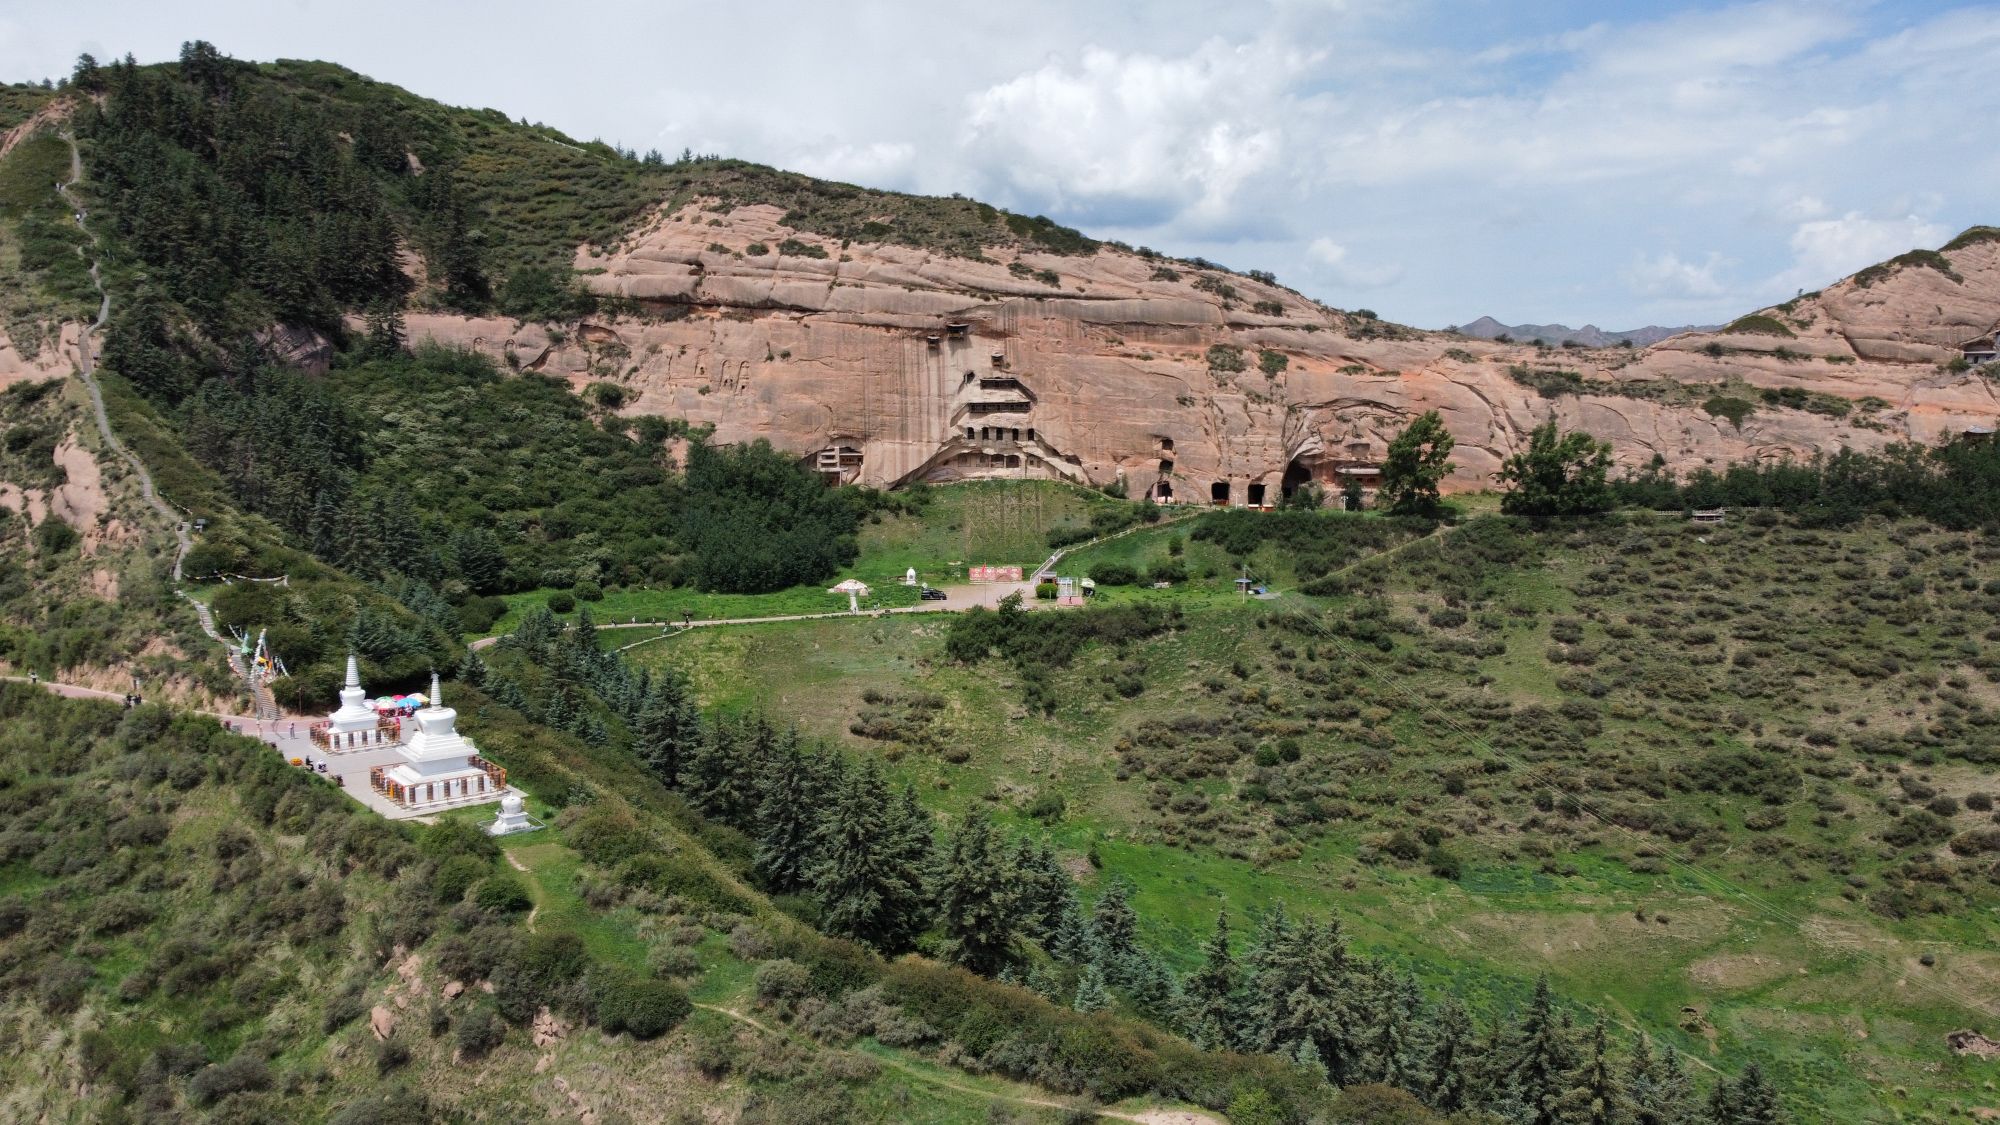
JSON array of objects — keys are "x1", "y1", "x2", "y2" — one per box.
[
  {"x1": 0, "y1": 685, "x2": 1117, "y2": 1124},
  {"x1": 627, "y1": 510, "x2": 2000, "y2": 1122},
  {"x1": 0, "y1": 127, "x2": 95, "y2": 346},
  {"x1": 485, "y1": 480, "x2": 1134, "y2": 635}
]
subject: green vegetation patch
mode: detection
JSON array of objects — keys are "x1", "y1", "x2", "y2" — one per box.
[
  {"x1": 1722, "y1": 314, "x2": 1795, "y2": 337},
  {"x1": 1853, "y1": 248, "x2": 1960, "y2": 288}
]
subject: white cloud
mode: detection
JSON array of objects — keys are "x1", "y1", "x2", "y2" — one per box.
[
  {"x1": 1624, "y1": 252, "x2": 1732, "y2": 301},
  {"x1": 1305, "y1": 237, "x2": 1402, "y2": 289},
  {"x1": 788, "y1": 142, "x2": 917, "y2": 188},
  {"x1": 1767, "y1": 212, "x2": 1950, "y2": 294},
  {"x1": 961, "y1": 40, "x2": 1306, "y2": 226}
]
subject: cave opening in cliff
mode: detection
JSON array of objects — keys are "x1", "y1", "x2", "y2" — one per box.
[
  {"x1": 1152, "y1": 479, "x2": 1174, "y2": 501},
  {"x1": 1280, "y1": 458, "x2": 1313, "y2": 497},
  {"x1": 1211, "y1": 481, "x2": 1230, "y2": 506},
  {"x1": 1247, "y1": 483, "x2": 1266, "y2": 508}
]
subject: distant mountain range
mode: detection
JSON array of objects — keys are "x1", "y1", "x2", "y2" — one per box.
[{"x1": 1451, "y1": 316, "x2": 1717, "y2": 349}]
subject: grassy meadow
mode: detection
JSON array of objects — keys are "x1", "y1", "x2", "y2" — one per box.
[{"x1": 624, "y1": 507, "x2": 2000, "y2": 1122}]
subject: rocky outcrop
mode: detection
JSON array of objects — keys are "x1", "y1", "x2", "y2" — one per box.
[{"x1": 394, "y1": 202, "x2": 2000, "y2": 499}]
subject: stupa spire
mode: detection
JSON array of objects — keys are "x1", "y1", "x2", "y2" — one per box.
[
  {"x1": 345, "y1": 653, "x2": 361, "y2": 690},
  {"x1": 429, "y1": 671, "x2": 442, "y2": 709}
]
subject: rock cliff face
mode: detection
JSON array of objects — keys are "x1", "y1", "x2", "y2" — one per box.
[{"x1": 399, "y1": 203, "x2": 2000, "y2": 501}]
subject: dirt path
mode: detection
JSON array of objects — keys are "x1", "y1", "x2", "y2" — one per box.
[{"x1": 692, "y1": 1003, "x2": 1221, "y2": 1125}]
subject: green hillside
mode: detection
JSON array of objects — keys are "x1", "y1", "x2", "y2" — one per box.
[{"x1": 628, "y1": 509, "x2": 2000, "y2": 1122}]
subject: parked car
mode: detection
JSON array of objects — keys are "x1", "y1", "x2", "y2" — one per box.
[{"x1": 919, "y1": 586, "x2": 948, "y2": 601}]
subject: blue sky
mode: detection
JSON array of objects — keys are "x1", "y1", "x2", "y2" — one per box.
[{"x1": 3, "y1": 1, "x2": 1994, "y2": 328}]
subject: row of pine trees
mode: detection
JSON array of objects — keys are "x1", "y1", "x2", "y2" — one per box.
[{"x1": 471, "y1": 610, "x2": 1784, "y2": 1123}]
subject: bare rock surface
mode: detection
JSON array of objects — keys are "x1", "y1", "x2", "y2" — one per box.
[{"x1": 318, "y1": 202, "x2": 2000, "y2": 494}]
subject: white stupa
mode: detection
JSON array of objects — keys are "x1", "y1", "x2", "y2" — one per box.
[
  {"x1": 328, "y1": 654, "x2": 378, "y2": 735},
  {"x1": 486, "y1": 792, "x2": 540, "y2": 836},
  {"x1": 380, "y1": 673, "x2": 503, "y2": 809}
]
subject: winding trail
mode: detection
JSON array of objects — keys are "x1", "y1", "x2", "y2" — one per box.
[
  {"x1": 54, "y1": 133, "x2": 193, "y2": 583},
  {"x1": 51, "y1": 133, "x2": 277, "y2": 715}
]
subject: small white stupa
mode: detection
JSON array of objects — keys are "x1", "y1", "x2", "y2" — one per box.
[
  {"x1": 486, "y1": 792, "x2": 540, "y2": 837},
  {"x1": 328, "y1": 654, "x2": 378, "y2": 735},
  {"x1": 381, "y1": 673, "x2": 503, "y2": 809}
]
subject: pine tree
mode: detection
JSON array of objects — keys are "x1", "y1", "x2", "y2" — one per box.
[
  {"x1": 1049, "y1": 887, "x2": 1094, "y2": 965},
  {"x1": 937, "y1": 812, "x2": 1023, "y2": 976},
  {"x1": 1184, "y1": 912, "x2": 1244, "y2": 1050},
  {"x1": 1717, "y1": 1064, "x2": 1782, "y2": 1125},
  {"x1": 683, "y1": 720, "x2": 764, "y2": 829},
  {"x1": 456, "y1": 650, "x2": 487, "y2": 689},
  {"x1": 1651, "y1": 1046, "x2": 1698, "y2": 1125},
  {"x1": 1508, "y1": 975, "x2": 1580, "y2": 1125},
  {"x1": 1426, "y1": 997, "x2": 1477, "y2": 1113},
  {"x1": 1557, "y1": 1020, "x2": 1626, "y2": 1125},
  {"x1": 1012, "y1": 839, "x2": 1070, "y2": 940},
  {"x1": 633, "y1": 668, "x2": 700, "y2": 789},
  {"x1": 1363, "y1": 968, "x2": 1428, "y2": 1092},
  {"x1": 754, "y1": 742, "x2": 819, "y2": 894},
  {"x1": 1074, "y1": 962, "x2": 1109, "y2": 1012},
  {"x1": 1257, "y1": 914, "x2": 1361, "y2": 1084},
  {"x1": 1090, "y1": 877, "x2": 1141, "y2": 978},
  {"x1": 810, "y1": 763, "x2": 929, "y2": 953}
]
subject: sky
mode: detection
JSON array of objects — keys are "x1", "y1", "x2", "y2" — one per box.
[{"x1": 4, "y1": 0, "x2": 1996, "y2": 329}]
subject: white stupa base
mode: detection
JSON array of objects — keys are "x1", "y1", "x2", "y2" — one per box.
[{"x1": 486, "y1": 792, "x2": 541, "y2": 836}]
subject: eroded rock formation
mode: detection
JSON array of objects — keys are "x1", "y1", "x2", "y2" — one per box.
[{"x1": 390, "y1": 203, "x2": 2000, "y2": 499}]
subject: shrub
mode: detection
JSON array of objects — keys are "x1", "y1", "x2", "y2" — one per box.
[
  {"x1": 472, "y1": 874, "x2": 533, "y2": 914},
  {"x1": 188, "y1": 1053, "x2": 271, "y2": 1107},
  {"x1": 745, "y1": 242, "x2": 770, "y2": 256},
  {"x1": 546, "y1": 592, "x2": 576, "y2": 614},
  {"x1": 1425, "y1": 846, "x2": 1462, "y2": 880},
  {"x1": 572, "y1": 579, "x2": 604, "y2": 602},
  {"x1": 754, "y1": 959, "x2": 813, "y2": 1004},
  {"x1": 454, "y1": 1007, "x2": 506, "y2": 1057},
  {"x1": 1036, "y1": 580, "x2": 1058, "y2": 600},
  {"x1": 595, "y1": 973, "x2": 692, "y2": 1039},
  {"x1": 1205, "y1": 344, "x2": 1246, "y2": 374},
  {"x1": 1087, "y1": 562, "x2": 1139, "y2": 587},
  {"x1": 432, "y1": 855, "x2": 489, "y2": 904},
  {"x1": 1702, "y1": 396, "x2": 1756, "y2": 429},
  {"x1": 1257, "y1": 349, "x2": 1288, "y2": 376}
]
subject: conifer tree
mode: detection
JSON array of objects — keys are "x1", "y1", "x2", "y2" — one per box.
[
  {"x1": 810, "y1": 763, "x2": 929, "y2": 953},
  {"x1": 1711, "y1": 1063, "x2": 1781, "y2": 1125},
  {"x1": 1049, "y1": 887, "x2": 1094, "y2": 965},
  {"x1": 753, "y1": 742, "x2": 818, "y2": 893},
  {"x1": 1507, "y1": 975, "x2": 1580, "y2": 1125},
  {"x1": 1090, "y1": 877, "x2": 1141, "y2": 974},
  {"x1": 937, "y1": 811, "x2": 1023, "y2": 976},
  {"x1": 1184, "y1": 912, "x2": 1245, "y2": 1050},
  {"x1": 1648, "y1": 1045, "x2": 1698, "y2": 1125},
  {"x1": 1364, "y1": 968, "x2": 1428, "y2": 1092},
  {"x1": 1425, "y1": 996, "x2": 1477, "y2": 1113},
  {"x1": 1557, "y1": 1020, "x2": 1626, "y2": 1125},
  {"x1": 683, "y1": 720, "x2": 762, "y2": 828},
  {"x1": 1074, "y1": 962, "x2": 1110, "y2": 1012}
]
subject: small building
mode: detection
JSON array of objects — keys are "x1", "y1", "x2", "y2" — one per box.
[
  {"x1": 1962, "y1": 332, "x2": 1998, "y2": 367},
  {"x1": 369, "y1": 673, "x2": 507, "y2": 812}
]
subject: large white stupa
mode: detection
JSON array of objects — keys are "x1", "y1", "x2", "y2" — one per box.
[
  {"x1": 379, "y1": 673, "x2": 504, "y2": 810},
  {"x1": 328, "y1": 655, "x2": 378, "y2": 734}
]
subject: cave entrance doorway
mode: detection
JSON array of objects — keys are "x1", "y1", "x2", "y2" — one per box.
[
  {"x1": 1247, "y1": 483, "x2": 1267, "y2": 508},
  {"x1": 1152, "y1": 479, "x2": 1174, "y2": 501},
  {"x1": 1211, "y1": 481, "x2": 1230, "y2": 506},
  {"x1": 1280, "y1": 457, "x2": 1314, "y2": 498}
]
